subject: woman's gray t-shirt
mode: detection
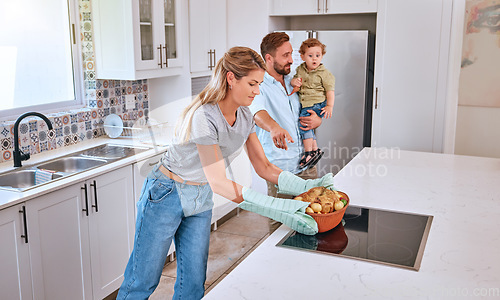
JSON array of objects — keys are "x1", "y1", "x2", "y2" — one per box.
[{"x1": 161, "y1": 103, "x2": 255, "y2": 183}]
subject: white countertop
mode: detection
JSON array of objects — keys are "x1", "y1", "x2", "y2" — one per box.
[
  {"x1": 0, "y1": 137, "x2": 168, "y2": 210},
  {"x1": 204, "y1": 148, "x2": 500, "y2": 299}
]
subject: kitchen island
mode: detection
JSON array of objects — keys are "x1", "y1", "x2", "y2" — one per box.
[{"x1": 204, "y1": 147, "x2": 500, "y2": 299}]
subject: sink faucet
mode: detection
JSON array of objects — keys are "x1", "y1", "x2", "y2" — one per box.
[{"x1": 13, "y1": 112, "x2": 53, "y2": 167}]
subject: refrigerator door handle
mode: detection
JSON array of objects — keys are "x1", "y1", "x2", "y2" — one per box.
[{"x1": 375, "y1": 87, "x2": 379, "y2": 109}]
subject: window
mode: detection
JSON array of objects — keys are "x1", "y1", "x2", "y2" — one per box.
[{"x1": 0, "y1": 0, "x2": 83, "y2": 120}]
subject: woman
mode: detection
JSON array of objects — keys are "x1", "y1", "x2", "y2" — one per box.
[{"x1": 117, "y1": 47, "x2": 335, "y2": 300}]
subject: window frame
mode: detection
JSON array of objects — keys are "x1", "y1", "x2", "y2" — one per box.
[{"x1": 0, "y1": 0, "x2": 85, "y2": 122}]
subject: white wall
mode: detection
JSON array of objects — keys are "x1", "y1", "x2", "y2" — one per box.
[{"x1": 455, "y1": 107, "x2": 500, "y2": 158}]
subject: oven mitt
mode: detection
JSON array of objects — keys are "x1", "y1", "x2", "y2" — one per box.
[
  {"x1": 238, "y1": 187, "x2": 318, "y2": 235},
  {"x1": 277, "y1": 171, "x2": 336, "y2": 196}
]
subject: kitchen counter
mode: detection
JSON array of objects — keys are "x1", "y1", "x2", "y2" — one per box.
[
  {"x1": 204, "y1": 148, "x2": 500, "y2": 299},
  {"x1": 0, "y1": 137, "x2": 168, "y2": 210}
]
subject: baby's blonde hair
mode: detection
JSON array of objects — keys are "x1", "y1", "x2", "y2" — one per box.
[{"x1": 299, "y1": 38, "x2": 326, "y2": 55}]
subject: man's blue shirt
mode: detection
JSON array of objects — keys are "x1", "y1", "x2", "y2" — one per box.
[{"x1": 249, "y1": 72, "x2": 304, "y2": 174}]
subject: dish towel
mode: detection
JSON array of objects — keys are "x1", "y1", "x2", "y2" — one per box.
[
  {"x1": 238, "y1": 187, "x2": 318, "y2": 235},
  {"x1": 35, "y1": 169, "x2": 54, "y2": 185},
  {"x1": 277, "y1": 171, "x2": 336, "y2": 196}
]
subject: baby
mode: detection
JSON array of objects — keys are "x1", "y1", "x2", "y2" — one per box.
[{"x1": 290, "y1": 38, "x2": 335, "y2": 168}]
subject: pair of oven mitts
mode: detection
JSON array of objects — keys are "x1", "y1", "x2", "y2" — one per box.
[{"x1": 238, "y1": 171, "x2": 336, "y2": 235}]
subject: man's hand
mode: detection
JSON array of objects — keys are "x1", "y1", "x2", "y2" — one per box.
[
  {"x1": 299, "y1": 110, "x2": 322, "y2": 131},
  {"x1": 270, "y1": 126, "x2": 294, "y2": 150}
]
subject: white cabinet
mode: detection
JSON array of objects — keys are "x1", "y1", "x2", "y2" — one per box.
[
  {"x1": 27, "y1": 182, "x2": 91, "y2": 300},
  {"x1": 0, "y1": 204, "x2": 32, "y2": 300},
  {"x1": 189, "y1": 0, "x2": 227, "y2": 77},
  {"x1": 370, "y1": 0, "x2": 452, "y2": 152},
  {"x1": 27, "y1": 166, "x2": 135, "y2": 300},
  {"x1": 92, "y1": 0, "x2": 183, "y2": 80},
  {"x1": 269, "y1": 0, "x2": 377, "y2": 15},
  {"x1": 86, "y1": 167, "x2": 135, "y2": 299}
]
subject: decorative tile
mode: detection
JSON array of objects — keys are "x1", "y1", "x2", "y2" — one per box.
[
  {"x1": 70, "y1": 113, "x2": 78, "y2": 124},
  {"x1": 62, "y1": 114, "x2": 70, "y2": 126},
  {"x1": 29, "y1": 120, "x2": 38, "y2": 133},
  {"x1": 1, "y1": 138, "x2": 12, "y2": 150},
  {"x1": 71, "y1": 124, "x2": 78, "y2": 134},
  {"x1": 39, "y1": 131, "x2": 47, "y2": 142},
  {"x1": 1, "y1": 126, "x2": 10, "y2": 137},
  {"x1": 3, "y1": 150, "x2": 12, "y2": 161},
  {"x1": 40, "y1": 141, "x2": 48, "y2": 152}
]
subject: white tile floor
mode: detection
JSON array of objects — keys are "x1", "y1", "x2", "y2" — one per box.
[{"x1": 106, "y1": 209, "x2": 270, "y2": 299}]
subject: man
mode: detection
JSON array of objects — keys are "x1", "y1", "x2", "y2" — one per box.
[{"x1": 249, "y1": 32, "x2": 323, "y2": 231}]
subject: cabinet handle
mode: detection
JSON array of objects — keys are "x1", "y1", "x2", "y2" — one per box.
[
  {"x1": 208, "y1": 49, "x2": 213, "y2": 70},
  {"x1": 148, "y1": 161, "x2": 159, "y2": 166},
  {"x1": 90, "y1": 180, "x2": 99, "y2": 213},
  {"x1": 375, "y1": 87, "x2": 379, "y2": 109},
  {"x1": 212, "y1": 49, "x2": 216, "y2": 68},
  {"x1": 325, "y1": 0, "x2": 328, "y2": 12},
  {"x1": 318, "y1": 0, "x2": 321, "y2": 13},
  {"x1": 19, "y1": 206, "x2": 28, "y2": 243},
  {"x1": 164, "y1": 44, "x2": 169, "y2": 67},
  {"x1": 158, "y1": 44, "x2": 163, "y2": 68},
  {"x1": 82, "y1": 184, "x2": 89, "y2": 216}
]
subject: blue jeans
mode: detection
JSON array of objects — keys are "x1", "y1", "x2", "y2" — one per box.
[
  {"x1": 299, "y1": 100, "x2": 327, "y2": 140},
  {"x1": 117, "y1": 165, "x2": 213, "y2": 300}
]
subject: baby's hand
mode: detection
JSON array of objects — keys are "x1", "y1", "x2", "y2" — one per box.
[
  {"x1": 288, "y1": 78, "x2": 302, "y2": 96},
  {"x1": 321, "y1": 105, "x2": 333, "y2": 119},
  {"x1": 291, "y1": 77, "x2": 302, "y2": 88}
]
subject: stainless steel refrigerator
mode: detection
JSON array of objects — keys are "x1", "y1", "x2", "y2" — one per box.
[{"x1": 284, "y1": 30, "x2": 374, "y2": 176}]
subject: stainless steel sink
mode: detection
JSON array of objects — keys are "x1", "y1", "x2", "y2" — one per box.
[
  {"x1": 0, "y1": 169, "x2": 64, "y2": 190},
  {"x1": 0, "y1": 143, "x2": 151, "y2": 192},
  {"x1": 37, "y1": 156, "x2": 108, "y2": 173}
]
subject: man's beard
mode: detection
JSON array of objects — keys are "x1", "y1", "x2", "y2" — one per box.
[{"x1": 274, "y1": 61, "x2": 291, "y2": 75}]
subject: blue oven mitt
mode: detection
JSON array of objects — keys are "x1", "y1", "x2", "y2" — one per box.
[
  {"x1": 238, "y1": 187, "x2": 318, "y2": 235},
  {"x1": 277, "y1": 171, "x2": 336, "y2": 196}
]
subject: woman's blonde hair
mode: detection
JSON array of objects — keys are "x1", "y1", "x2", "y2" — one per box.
[{"x1": 176, "y1": 47, "x2": 266, "y2": 143}]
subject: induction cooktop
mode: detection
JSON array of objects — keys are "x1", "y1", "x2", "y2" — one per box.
[{"x1": 276, "y1": 205, "x2": 433, "y2": 271}]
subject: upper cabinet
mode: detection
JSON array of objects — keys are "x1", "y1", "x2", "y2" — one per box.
[
  {"x1": 189, "y1": 0, "x2": 227, "y2": 77},
  {"x1": 269, "y1": 0, "x2": 377, "y2": 16},
  {"x1": 92, "y1": 0, "x2": 183, "y2": 80}
]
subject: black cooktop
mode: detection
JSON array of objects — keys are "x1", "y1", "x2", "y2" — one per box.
[{"x1": 276, "y1": 205, "x2": 433, "y2": 271}]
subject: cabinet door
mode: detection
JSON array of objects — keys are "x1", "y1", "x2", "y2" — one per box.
[
  {"x1": 325, "y1": 0, "x2": 377, "y2": 14},
  {"x1": 87, "y1": 166, "x2": 135, "y2": 300},
  {"x1": 269, "y1": 0, "x2": 323, "y2": 15},
  {"x1": 209, "y1": 0, "x2": 227, "y2": 70},
  {"x1": 371, "y1": 0, "x2": 451, "y2": 152},
  {"x1": 27, "y1": 183, "x2": 92, "y2": 300},
  {"x1": 189, "y1": 0, "x2": 227, "y2": 76},
  {"x1": 162, "y1": 0, "x2": 183, "y2": 68},
  {"x1": 135, "y1": 0, "x2": 163, "y2": 71},
  {"x1": 0, "y1": 204, "x2": 32, "y2": 300},
  {"x1": 189, "y1": 0, "x2": 211, "y2": 74}
]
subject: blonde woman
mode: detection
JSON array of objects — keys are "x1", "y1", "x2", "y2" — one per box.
[{"x1": 117, "y1": 47, "x2": 335, "y2": 300}]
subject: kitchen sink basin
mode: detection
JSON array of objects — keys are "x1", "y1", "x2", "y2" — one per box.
[
  {"x1": 0, "y1": 169, "x2": 64, "y2": 190},
  {"x1": 36, "y1": 156, "x2": 108, "y2": 174},
  {"x1": 0, "y1": 143, "x2": 151, "y2": 192}
]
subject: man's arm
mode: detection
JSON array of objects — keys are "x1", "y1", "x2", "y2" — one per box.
[{"x1": 254, "y1": 110, "x2": 294, "y2": 150}]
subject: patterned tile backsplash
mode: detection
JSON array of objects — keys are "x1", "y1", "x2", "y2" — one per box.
[{"x1": 0, "y1": 0, "x2": 149, "y2": 164}]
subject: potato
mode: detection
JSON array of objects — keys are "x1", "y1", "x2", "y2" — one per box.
[
  {"x1": 334, "y1": 201, "x2": 344, "y2": 211},
  {"x1": 305, "y1": 207, "x2": 314, "y2": 213},
  {"x1": 310, "y1": 203, "x2": 322, "y2": 213}
]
